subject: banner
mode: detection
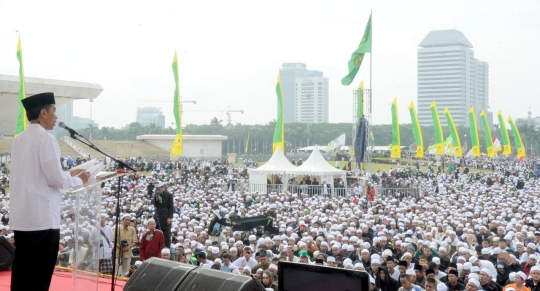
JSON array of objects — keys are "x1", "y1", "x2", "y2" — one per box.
[
  {"x1": 272, "y1": 74, "x2": 285, "y2": 153},
  {"x1": 325, "y1": 133, "x2": 346, "y2": 152},
  {"x1": 357, "y1": 80, "x2": 364, "y2": 122},
  {"x1": 408, "y1": 101, "x2": 424, "y2": 158},
  {"x1": 443, "y1": 107, "x2": 462, "y2": 157},
  {"x1": 497, "y1": 110, "x2": 512, "y2": 155},
  {"x1": 508, "y1": 115, "x2": 526, "y2": 158},
  {"x1": 468, "y1": 107, "x2": 480, "y2": 157},
  {"x1": 245, "y1": 131, "x2": 250, "y2": 154},
  {"x1": 170, "y1": 51, "x2": 183, "y2": 156},
  {"x1": 391, "y1": 98, "x2": 401, "y2": 158},
  {"x1": 430, "y1": 101, "x2": 444, "y2": 155},
  {"x1": 444, "y1": 136, "x2": 455, "y2": 155},
  {"x1": 480, "y1": 110, "x2": 495, "y2": 157},
  {"x1": 493, "y1": 136, "x2": 502, "y2": 153},
  {"x1": 341, "y1": 13, "x2": 372, "y2": 86},
  {"x1": 15, "y1": 36, "x2": 26, "y2": 136}
]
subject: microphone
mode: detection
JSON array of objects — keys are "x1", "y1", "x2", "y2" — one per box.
[{"x1": 58, "y1": 122, "x2": 81, "y2": 137}]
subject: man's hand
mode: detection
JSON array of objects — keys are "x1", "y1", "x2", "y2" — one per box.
[
  {"x1": 167, "y1": 218, "x2": 172, "y2": 225},
  {"x1": 70, "y1": 169, "x2": 85, "y2": 176},
  {"x1": 79, "y1": 171, "x2": 90, "y2": 184}
]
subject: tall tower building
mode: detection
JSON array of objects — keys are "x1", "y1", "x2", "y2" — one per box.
[
  {"x1": 294, "y1": 77, "x2": 329, "y2": 123},
  {"x1": 279, "y1": 63, "x2": 326, "y2": 123},
  {"x1": 417, "y1": 29, "x2": 491, "y2": 127}
]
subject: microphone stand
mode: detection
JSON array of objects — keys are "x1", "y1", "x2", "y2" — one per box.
[{"x1": 68, "y1": 133, "x2": 136, "y2": 291}]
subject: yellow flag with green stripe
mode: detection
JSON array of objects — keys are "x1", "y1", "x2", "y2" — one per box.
[
  {"x1": 15, "y1": 36, "x2": 27, "y2": 136},
  {"x1": 170, "y1": 51, "x2": 183, "y2": 156},
  {"x1": 391, "y1": 98, "x2": 401, "y2": 158},
  {"x1": 272, "y1": 74, "x2": 285, "y2": 153}
]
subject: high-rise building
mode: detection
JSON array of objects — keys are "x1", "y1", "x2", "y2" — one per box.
[
  {"x1": 279, "y1": 63, "x2": 326, "y2": 123},
  {"x1": 136, "y1": 107, "x2": 165, "y2": 128},
  {"x1": 71, "y1": 116, "x2": 99, "y2": 130},
  {"x1": 417, "y1": 29, "x2": 491, "y2": 127},
  {"x1": 294, "y1": 77, "x2": 329, "y2": 123}
]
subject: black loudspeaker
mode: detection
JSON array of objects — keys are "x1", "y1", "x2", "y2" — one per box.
[
  {"x1": 0, "y1": 236, "x2": 15, "y2": 271},
  {"x1": 178, "y1": 268, "x2": 265, "y2": 291},
  {"x1": 124, "y1": 258, "x2": 197, "y2": 291}
]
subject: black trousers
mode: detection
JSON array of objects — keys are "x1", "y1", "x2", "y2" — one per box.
[
  {"x1": 11, "y1": 229, "x2": 59, "y2": 291},
  {"x1": 157, "y1": 219, "x2": 171, "y2": 248}
]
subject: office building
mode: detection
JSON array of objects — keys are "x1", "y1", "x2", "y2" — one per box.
[
  {"x1": 136, "y1": 107, "x2": 166, "y2": 128},
  {"x1": 294, "y1": 77, "x2": 329, "y2": 123},
  {"x1": 417, "y1": 29, "x2": 491, "y2": 127},
  {"x1": 279, "y1": 63, "x2": 326, "y2": 123},
  {"x1": 72, "y1": 116, "x2": 98, "y2": 130}
]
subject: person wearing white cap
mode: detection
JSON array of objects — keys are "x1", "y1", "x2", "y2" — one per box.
[
  {"x1": 208, "y1": 207, "x2": 236, "y2": 243},
  {"x1": 525, "y1": 266, "x2": 540, "y2": 291},
  {"x1": 479, "y1": 268, "x2": 501, "y2": 291},
  {"x1": 139, "y1": 218, "x2": 165, "y2": 262},
  {"x1": 113, "y1": 213, "x2": 138, "y2": 277},
  {"x1": 503, "y1": 271, "x2": 529, "y2": 291},
  {"x1": 161, "y1": 248, "x2": 171, "y2": 260},
  {"x1": 398, "y1": 272, "x2": 423, "y2": 291},
  {"x1": 466, "y1": 278, "x2": 481, "y2": 291},
  {"x1": 153, "y1": 181, "x2": 174, "y2": 248}
]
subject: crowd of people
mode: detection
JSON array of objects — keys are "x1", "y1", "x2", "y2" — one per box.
[{"x1": 1, "y1": 153, "x2": 540, "y2": 291}]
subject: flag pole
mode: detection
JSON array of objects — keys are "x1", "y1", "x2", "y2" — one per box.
[{"x1": 369, "y1": 10, "x2": 372, "y2": 97}]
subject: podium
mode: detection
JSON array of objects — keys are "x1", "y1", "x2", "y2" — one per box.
[{"x1": 60, "y1": 173, "x2": 127, "y2": 291}]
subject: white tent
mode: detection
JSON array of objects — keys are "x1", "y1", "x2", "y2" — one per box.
[
  {"x1": 287, "y1": 146, "x2": 347, "y2": 196},
  {"x1": 248, "y1": 146, "x2": 296, "y2": 193}
]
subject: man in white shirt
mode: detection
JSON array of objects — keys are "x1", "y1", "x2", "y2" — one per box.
[
  {"x1": 9, "y1": 92, "x2": 89, "y2": 291},
  {"x1": 230, "y1": 246, "x2": 258, "y2": 271},
  {"x1": 90, "y1": 214, "x2": 113, "y2": 274}
]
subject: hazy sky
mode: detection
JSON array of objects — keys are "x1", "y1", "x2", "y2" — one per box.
[{"x1": 1, "y1": 0, "x2": 539, "y2": 128}]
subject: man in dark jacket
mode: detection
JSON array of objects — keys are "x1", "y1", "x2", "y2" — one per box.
[
  {"x1": 208, "y1": 207, "x2": 236, "y2": 243},
  {"x1": 153, "y1": 181, "x2": 174, "y2": 248}
]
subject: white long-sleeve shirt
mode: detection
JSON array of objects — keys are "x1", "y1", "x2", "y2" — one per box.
[
  {"x1": 229, "y1": 256, "x2": 258, "y2": 270},
  {"x1": 9, "y1": 124, "x2": 83, "y2": 231}
]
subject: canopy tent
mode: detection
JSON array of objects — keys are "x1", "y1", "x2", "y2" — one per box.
[
  {"x1": 286, "y1": 146, "x2": 348, "y2": 195},
  {"x1": 248, "y1": 146, "x2": 296, "y2": 193}
]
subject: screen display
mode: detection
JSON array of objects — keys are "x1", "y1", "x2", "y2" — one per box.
[{"x1": 278, "y1": 262, "x2": 368, "y2": 291}]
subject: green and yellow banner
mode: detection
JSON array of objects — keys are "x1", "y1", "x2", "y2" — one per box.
[
  {"x1": 443, "y1": 107, "x2": 462, "y2": 157},
  {"x1": 391, "y1": 98, "x2": 401, "y2": 158},
  {"x1": 497, "y1": 111, "x2": 512, "y2": 155},
  {"x1": 357, "y1": 80, "x2": 364, "y2": 120},
  {"x1": 15, "y1": 36, "x2": 26, "y2": 136},
  {"x1": 170, "y1": 52, "x2": 183, "y2": 156},
  {"x1": 430, "y1": 101, "x2": 444, "y2": 155},
  {"x1": 508, "y1": 115, "x2": 526, "y2": 158},
  {"x1": 272, "y1": 74, "x2": 285, "y2": 153},
  {"x1": 341, "y1": 14, "x2": 371, "y2": 86},
  {"x1": 480, "y1": 110, "x2": 495, "y2": 157},
  {"x1": 468, "y1": 107, "x2": 480, "y2": 157},
  {"x1": 408, "y1": 101, "x2": 423, "y2": 158},
  {"x1": 245, "y1": 131, "x2": 250, "y2": 154}
]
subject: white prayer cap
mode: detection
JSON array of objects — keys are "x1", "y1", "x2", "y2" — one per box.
[{"x1": 161, "y1": 248, "x2": 171, "y2": 254}]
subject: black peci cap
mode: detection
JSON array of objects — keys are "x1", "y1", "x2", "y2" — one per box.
[{"x1": 21, "y1": 92, "x2": 55, "y2": 111}]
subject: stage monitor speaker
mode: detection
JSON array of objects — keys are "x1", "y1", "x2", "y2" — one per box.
[
  {"x1": 0, "y1": 236, "x2": 15, "y2": 271},
  {"x1": 125, "y1": 258, "x2": 197, "y2": 291},
  {"x1": 177, "y1": 268, "x2": 265, "y2": 291}
]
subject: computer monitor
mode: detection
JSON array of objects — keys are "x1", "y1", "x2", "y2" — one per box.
[{"x1": 278, "y1": 262, "x2": 369, "y2": 291}]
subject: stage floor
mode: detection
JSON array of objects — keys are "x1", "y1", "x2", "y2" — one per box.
[{"x1": 0, "y1": 269, "x2": 127, "y2": 291}]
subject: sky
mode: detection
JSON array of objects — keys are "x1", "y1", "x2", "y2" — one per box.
[{"x1": 1, "y1": 0, "x2": 539, "y2": 128}]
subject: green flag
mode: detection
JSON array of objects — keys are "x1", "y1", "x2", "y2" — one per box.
[
  {"x1": 430, "y1": 101, "x2": 444, "y2": 155},
  {"x1": 357, "y1": 80, "x2": 364, "y2": 121},
  {"x1": 468, "y1": 107, "x2": 480, "y2": 157},
  {"x1": 170, "y1": 51, "x2": 183, "y2": 156},
  {"x1": 508, "y1": 115, "x2": 525, "y2": 158},
  {"x1": 245, "y1": 131, "x2": 250, "y2": 154},
  {"x1": 341, "y1": 14, "x2": 371, "y2": 86},
  {"x1": 15, "y1": 36, "x2": 26, "y2": 136},
  {"x1": 408, "y1": 101, "x2": 424, "y2": 158},
  {"x1": 443, "y1": 107, "x2": 462, "y2": 157},
  {"x1": 497, "y1": 111, "x2": 511, "y2": 155},
  {"x1": 391, "y1": 98, "x2": 401, "y2": 158},
  {"x1": 480, "y1": 110, "x2": 494, "y2": 157},
  {"x1": 272, "y1": 74, "x2": 285, "y2": 153}
]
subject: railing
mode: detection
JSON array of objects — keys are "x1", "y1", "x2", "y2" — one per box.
[
  {"x1": 246, "y1": 183, "x2": 351, "y2": 198},
  {"x1": 61, "y1": 136, "x2": 92, "y2": 159},
  {"x1": 375, "y1": 186, "x2": 420, "y2": 199}
]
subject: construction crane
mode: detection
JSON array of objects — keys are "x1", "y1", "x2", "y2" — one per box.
[{"x1": 191, "y1": 107, "x2": 244, "y2": 125}]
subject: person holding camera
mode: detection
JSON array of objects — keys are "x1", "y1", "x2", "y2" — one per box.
[
  {"x1": 153, "y1": 181, "x2": 174, "y2": 248},
  {"x1": 139, "y1": 218, "x2": 164, "y2": 261},
  {"x1": 113, "y1": 213, "x2": 138, "y2": 277}
]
